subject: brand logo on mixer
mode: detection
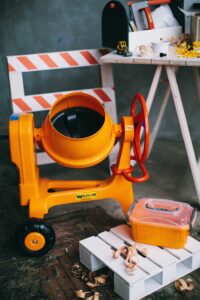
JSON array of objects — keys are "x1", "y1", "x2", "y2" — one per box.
[{"x1": 76, "y1": 192, "x2": 97, "y2": 200}]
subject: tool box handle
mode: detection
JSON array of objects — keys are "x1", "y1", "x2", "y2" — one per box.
[{"x1": 145, "y1": 203, "x2": 179, "y2": 213}]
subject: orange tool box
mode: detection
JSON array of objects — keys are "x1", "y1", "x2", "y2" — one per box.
[{"x1": 128, "y1": 198, "x2": 197, "y2": 249}]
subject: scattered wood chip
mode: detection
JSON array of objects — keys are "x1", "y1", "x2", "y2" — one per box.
[
  {"x1": 93, "y1": 292, "x2": 100, "y2": 300},
  {"x1": 87, "y1": 292, "x2": 100, "y2": 300},
  {"x1": 113, "y1": 244, "x2": 142, "y2": 274},
  {"x1": 75, "y1": 290, "x2": 100, "y2": 300},
  {"x1": 140, "y1": 247, "x2": 148, "y2": 257},
  {"x1": 87, "y1": 274, "x2": 107, "y2": 287},
  {"x1": 72, "y1": 263, "x2": 83, "y2": 278},
  {"x1": 113, "y1": 245, "x2": 127, "y2": 259},
  {"x1": 73, "y1": 265, "x2": 111, "y2": 298},
  {"x1": 175, "y1": 278, "x2": 195, "y2": 292},
  {"x1": 75, "y1": 289, "x2": 90, "y2": 298},
  {"x1": 81, "y1": 272, "x2": 88, "y2": 282}
]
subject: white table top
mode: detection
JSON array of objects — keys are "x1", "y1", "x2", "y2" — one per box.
[{"x1": 100, "y1": 47, "x2": 200, "y2": 67}]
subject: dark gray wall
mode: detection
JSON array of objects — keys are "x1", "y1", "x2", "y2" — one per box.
[{"x1": 0, "y1": 0, "x2": 199, "y2": 141}]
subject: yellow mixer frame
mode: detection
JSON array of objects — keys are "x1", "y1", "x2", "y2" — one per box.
[{"x1": 9, "y1": 92, "x2": 150, "y2": 256}]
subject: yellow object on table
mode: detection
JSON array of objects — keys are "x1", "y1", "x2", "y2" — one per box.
[{"x1": 176, "y1": 41, "x2": 200, "y2": 58}]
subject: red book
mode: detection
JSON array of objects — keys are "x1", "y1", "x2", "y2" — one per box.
[
  {"x1": 143, "y1": 7, "x2": 155, "y2": 29},
  {"x1": 148, "y1": 0, "x2": 171, "y2": 5}
]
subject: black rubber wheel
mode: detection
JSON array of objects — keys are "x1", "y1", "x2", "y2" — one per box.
[{"x1": 18, "y1": 219, "x2": 55, "y2": 256}]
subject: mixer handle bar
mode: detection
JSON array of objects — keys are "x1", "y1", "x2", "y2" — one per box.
[
  {"x1": 125, "y1": 93, "x2": 150, "y2": 183},
  {"x1": 112, "y1": 93, "x2": 150, "y2": 183}
]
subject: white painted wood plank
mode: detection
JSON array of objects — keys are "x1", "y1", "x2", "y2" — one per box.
[
  {"x1": 12, "y1": 103, "x2": 22, "y2": 113},
  {"x1": 115, "y1": 273, "x2": 146, "y2": 300},
  {"x1": 100, "y1": 51, "x2": 200, "y2": 67},
  {"x1": 166, "y1": 65, "x2": 200, "y2": 203},
  {"x1": 151, "y1": 58, "x2": 170, "y2": 65},
  {"x1": 142, "y1": 277, "x2": 162, "y2": 297},
  {"x1": 192, "y1": 67, "x2": 200, "y2": 101},
  {"x1": 99, "y1": 231, "x2": 125, "y2": 249},
  {"x1": 169, "y1": 58, "x2": 186, "y2": 66},
  {"x1": 184, "y1": 236, "x2": 200, "y2": 253},
  {"x1": 100, "y1": 53, "x2": 116, "y2": 63},
  {"x1": 165, "y1": 247, "x2": 191, "y2": 260},
  {"x1": 146, "y1": 66, "x2": 162, "y2": 112},
  {"x1": 148, "y1": 75, "x2": 171, "y2": 154},
  {"x1": 100, "y1": 53, "x2": 134, "y2": 64},
  {"x1": 80, "y1": 236, "x2": 147, "y2": 285},
  {"x1": 79, "y1": 244, "x2": 105, "y2": 271},
  {"x1": 111, "y1": 225, "x2": 177, "y2": 268},
  {"x1": 100, "y1": 63, "x2": 114, "y2": 87},
  {"x1": 9, "y1": 72, "x2": 25, "y2": 100},
  {"x1": 7, "y1": 56, "x2": 27, "y2": 72},
  {"x1": 132, "y1": 57, "x2": 152, "y2": 65},
  {"x1": 99, "y1": 231, "x2": 161, "y2": 275},
  {"x1": 186, "y1": 59, "x2": 200, "y2": 66}
]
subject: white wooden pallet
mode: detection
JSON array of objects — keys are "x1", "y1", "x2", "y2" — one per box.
[{"x1": 79, "y1": 224, "x2": 200, "y2": 300}]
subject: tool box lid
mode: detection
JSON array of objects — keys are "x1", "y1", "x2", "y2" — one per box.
[{"x1": 129, "y1": 198, "x2": 196, "y2": 228}]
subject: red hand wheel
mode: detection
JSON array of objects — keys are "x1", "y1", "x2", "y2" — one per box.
[{"x1": 122, "y1": 93, "x2": 150, "y2": 183}]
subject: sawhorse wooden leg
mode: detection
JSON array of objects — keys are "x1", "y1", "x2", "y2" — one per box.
[
  {"x1": 146, "y1": 65, "x2": 162, "y2": 112},
  {"x1": 192, "y1": 67, "x2": 200, "y2": 169},
  {"x1": 166, "y1": 65, "x2": 200, "y2": 203},
  {"x1": 148, "y1": 67, "x2": 179, "y2": 153}
]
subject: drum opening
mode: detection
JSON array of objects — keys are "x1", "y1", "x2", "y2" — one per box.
[{"x1": 51, "y1": 106, "x2": 105, "y2": 138}]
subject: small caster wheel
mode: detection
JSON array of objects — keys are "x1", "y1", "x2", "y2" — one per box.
[{"x1": 18, "y1": 219, "x2": 55, "y2": 256}]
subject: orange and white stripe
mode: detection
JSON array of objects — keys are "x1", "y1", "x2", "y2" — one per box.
[
  {"x1": 12, "y1": 87, "x2": 115, "y2": 113},
  {"x1": 7, "y1": 49, "x2": 110, "y2": 72}
]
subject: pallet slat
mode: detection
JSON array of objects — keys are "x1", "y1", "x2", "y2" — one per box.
[
  {"x1": 80, "y1": 236, "x2": 147, "y2": 284},
  {"x1": 111, "y1": 225, "x2": 177, "y2": 268},
  {"x1": 99, "y1": 231, "x2": 161, "y2": 276},
  {"x1": 184, "y1": 236, "x2": 200, "y2": 253}
]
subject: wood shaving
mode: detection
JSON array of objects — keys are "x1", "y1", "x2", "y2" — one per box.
[
  {"x1": 75, "y1": 289, "x2": 90, "y2": 298},
  {"x1": 113, "y1": 245, "x2": 127, "y2": 259},
  {"x1": 73, "y1": 266, "x2": 110, "y2": 299},
  {"x1": 175, "y1": 278, "x2": 195, "y2": 292},
  {"x1": 88, "y1": 271, "x2": 96, "y2": 283},
  {"x1": 86, "y1": 272, "x2": 110, "y2": 288},
  {"x1": 113, "y1": 244, "x2": 147, "y2": 274},
  {"x1": 72, "y1": 263, "x2": 83, "y2": 278},
  {"x1": 139, "y1": 247, "x2": 148, "y2": 257},
  {"x1": 75, "y1": 290, "x2": 100, "y2": 300},
  {"x1": 87, "y1": 292, "x2": 100, "y2": 300}
]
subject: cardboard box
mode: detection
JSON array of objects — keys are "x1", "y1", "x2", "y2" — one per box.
[{"x1": 129, "y1": 26, "x2": 182, "y2": 51}]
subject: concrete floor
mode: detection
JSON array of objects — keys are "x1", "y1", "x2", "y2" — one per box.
[{"x1": 0, "y1": 137, "x2": 200, "y2": 299}]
